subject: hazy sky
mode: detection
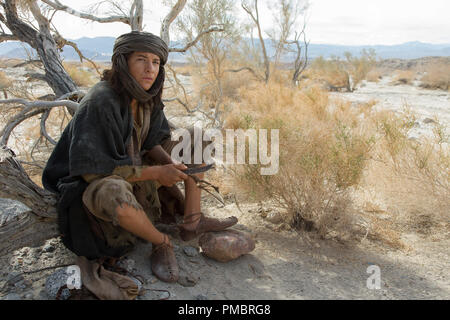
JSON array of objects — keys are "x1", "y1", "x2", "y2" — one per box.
[{"x1": 48, "y1": 0, "x2": 450, "y2": 45}]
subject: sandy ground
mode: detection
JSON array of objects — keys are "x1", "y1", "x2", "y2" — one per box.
[
  {"x1": 1, "y1": 198, "x2": 449, "y2": 300},
  {"x1": 1, "y1": 70, "x2": 449, "y2": 300}
]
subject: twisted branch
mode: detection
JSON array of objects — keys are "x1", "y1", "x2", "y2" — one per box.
[{"x1": 41, "y1": 0, "x2": 130, "y2": 24}]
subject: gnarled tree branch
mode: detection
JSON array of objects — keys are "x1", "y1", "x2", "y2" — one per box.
[
  {"x1": 161, "y1": 0, "x2": 187, "y2": 45},
  {"x1": 0, "y1": 97, "x2": 80, "y2": 146},
  {"x1": 41, "y1": 0, "x2": 130, "y2": 24},
  {"x1": 169, "y1": 26, "x2": 225, "y2": 53}
]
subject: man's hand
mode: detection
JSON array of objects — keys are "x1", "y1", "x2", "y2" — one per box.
[{"x1": 156, "y1": 163, "x2": 188, "y2": 187}]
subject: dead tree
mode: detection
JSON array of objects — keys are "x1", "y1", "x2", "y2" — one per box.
[
  {"x1": 0, "y1": 146, "x2": 59, "y2": 255},
  {"x1": 241, "y1": 0, "x2": 270, "y2": 83},
  {"x1": 287, "y1": 26, "x2": 309, "y2": 86}
]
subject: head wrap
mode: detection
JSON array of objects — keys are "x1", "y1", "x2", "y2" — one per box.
[{"x1": 112, "y1": 31, "x2": 169, "y2": 103}]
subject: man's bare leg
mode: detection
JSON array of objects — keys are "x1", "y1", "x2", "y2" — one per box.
[
  {"x1": 116, "y1": 203, "x2": 178, "y2": 283},
  {"x1": 182, "y1": 172, "x2": 204, "y2": 231},
  {"x1": 116, "y1": 203, "x2": 168, "y2": 245}
]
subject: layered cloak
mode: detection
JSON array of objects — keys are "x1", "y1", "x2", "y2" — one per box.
[{"x1": 42, "y1": 81, "x2": 171, "y2": 258}]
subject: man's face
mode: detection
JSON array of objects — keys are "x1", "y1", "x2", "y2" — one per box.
[{"x1": 127, "y1": 51, "x2": 160, "y2": 91}]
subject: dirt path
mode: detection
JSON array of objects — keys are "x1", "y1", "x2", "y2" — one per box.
[{"x1": 330, "y1": 77, "x2": 450, "y2": 140}]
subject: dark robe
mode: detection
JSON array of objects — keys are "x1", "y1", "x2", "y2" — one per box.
[{"x1": 42, "y1": 81, "x2": 171, "y2": 259}]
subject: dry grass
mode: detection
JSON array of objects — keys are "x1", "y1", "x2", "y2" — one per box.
[
  {"x1": 308, "y1": 57, "x2": 350, "y2": 90},
  {"x1": 191, "y1": 61, "x2": 255, "y2": 109},
  {"x1": 353, "y1": 108, "x2": 449, "y2": 247},
  {"x1": 366, "y1": 69, "x2": 383, "y2": 82},
  {"x1": 307, "y1": 52, "x2": 377, "y2": 91},
  {"x1": 420, "y1": 62, "x2": 450, "y2": 91},
  {"x1": 62, "y1": 62, "x2": 97, "y2": 87},
  {"x1": 222, "y1": 80, "x2": 449, "y2": 247},
  {"x1": 225, "y1": 83, "x2": 375, "y2": 239},
  {"x1": 391, "y1": 70, "x2": 417, "y2": 85},
  {"x1": 173, "y1": 64, "x2": 194, "y2": 77},
  {"x1": 0, "y1": 71, "x2": 12, "y2": 90},
  {"x1": 0, "y1": 58, "x2": 23, "y2": 68}
]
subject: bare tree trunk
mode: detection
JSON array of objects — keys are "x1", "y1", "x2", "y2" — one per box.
[
  {"x1": 160, "y1": 0, "x2": 187, "y2": 45},
  {"x1": 242, "y1": 0, "x2": 270, "y2": 83},
  {"x1": 0, "y1": 146, "x2": 58, "y2": 255},
  {"x1": 129, "y1": 0, "x2": 143, "y2": 31},
  {"x1": 290, "y1": 29, "x2": 309, "y2": 86}
]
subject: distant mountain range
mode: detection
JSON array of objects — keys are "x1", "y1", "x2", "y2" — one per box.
[{"x1": 0, "y1": 37, "x2": 449, "y2": 62}]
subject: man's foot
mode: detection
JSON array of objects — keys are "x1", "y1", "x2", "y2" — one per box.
[
  {"x1": 178, "y1": 212, "x2": 238, "y2": 241},
  {"x1": 150, "y1": 234, "x2": 179, "y2": 283}
]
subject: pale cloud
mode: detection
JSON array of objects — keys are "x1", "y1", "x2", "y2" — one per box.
[
  {"x1": 305, "y1": 0, "x2": 450, "y2": 44},
  {"x1": 48, "y1": 0, "x2": 450, "y2": 45}
]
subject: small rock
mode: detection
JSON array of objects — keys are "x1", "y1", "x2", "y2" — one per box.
[
  {"x1": 117, "y1": 259, "x2": 135, "y2": 273},
  {"x1": 6, "y1": 273, "x2": 24, "y2": 287},
  {"x1": 42, "y1": 243, "x2": 56, "y2": 253},
  {"x1": 178, "y1": 274, "x2": 198, "y2": 287},
  {"x1": 265, "y1": 211, "x2": 283, "y2": 224},
  {"x1": 183, "y1": 246, "x2": 199, "y2": 257},
  {"x1": 14, "y1": 279, "x2": 30, "y2": 290},
  {"x1": 24, "y1": 293, "x2": 33, "y2": 300},
  {"x1": 1, "y1": 293, "x2": 22, "y2": 300},
  {"x1": 45, "y1": 268, "x2": 71, "y2": 300},
  {"x1": 38, "y1": 289, "x2": 49, "y2": 300},
  {"x1": 195, "y1": 294, "x2": 208, "y2": 300},
  {"x1": 259, "y1": 208, "x2": 268, "y2": 218},
  {"x1": 18, "y1": 248, "x2": 30, "y2": 257}
]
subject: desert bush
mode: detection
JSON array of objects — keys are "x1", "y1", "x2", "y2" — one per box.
[
  {"x1": 173, "y1": 64, "x2": 194, "y2": 77},
  {"x1": 225, "y1": 80, "x2": 449, "y2": 245},
  {"x1": 309, "y1": 56, "x2": 350, "y2": 91},
  {"x1": 344, "y1": 49, "x2": 377, "y2": 89},
  {"x1": 391, "y1": 70, "x2": 416, "y2": 85},
  {"x1": 226, "y1": 83, "x2": 375, "y2": 238},
  {"x1": 0, "y1": 71, "x2": 12, "y2": 98},
  {"x1": 308, "y1": 50, "x2": 377, "y2": 91},
  {"x1": 358, "y1": 110, "x2": 450, "y2": 238},
  {"x1": 420, "y1": 62, "x2": 450, "y2": 91},
  {"x1": 366, "y1": 69, "x2": 383, "y2": 82},
  {"x1": 63, "y1": 62, "x2": 96, "y2": 87},
  {"x1": 193, "y1": 61, "x2": 255, "y2": 105}
]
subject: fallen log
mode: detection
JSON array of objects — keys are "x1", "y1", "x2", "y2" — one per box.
[{"x1": 0, "y1": 145, "x2": 58, "y2": 256}]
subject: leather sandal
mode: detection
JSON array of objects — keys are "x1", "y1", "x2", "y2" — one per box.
[
  {"x1": 178, "y1": 212, "x2": 238, "y2": 241},
  {"x1": 150, "y1": 234, "x2": 179, "y2": 283}
]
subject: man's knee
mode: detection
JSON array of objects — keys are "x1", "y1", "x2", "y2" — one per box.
[
  {"x1": 82, "y1": 175, "x2": 142, "y2": 225},
  {"x1": 115, "y1": 202, "x2": 145, "y2": 221}
]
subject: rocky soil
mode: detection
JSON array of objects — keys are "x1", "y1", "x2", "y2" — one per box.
[{"x1": 0, "y1": 194, "x2": 449, "y2": 300}]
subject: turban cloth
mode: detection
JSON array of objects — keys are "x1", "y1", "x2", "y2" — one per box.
[{"x1": 112, "y1": 31, "x2": 169, "y2": 103}]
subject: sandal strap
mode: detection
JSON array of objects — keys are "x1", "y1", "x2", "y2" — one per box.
[{"x1": 153, "y1": 234, "x2": 172, "y2": 252}]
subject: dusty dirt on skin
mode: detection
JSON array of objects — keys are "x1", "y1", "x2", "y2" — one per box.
[{"x1": 1, "y1": 67, "x2": 449, "y2": 300}]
